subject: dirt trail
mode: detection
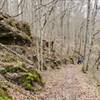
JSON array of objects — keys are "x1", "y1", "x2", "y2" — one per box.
[{"x1": 35, "y1": 65, "x2": 100, "y2": 100}]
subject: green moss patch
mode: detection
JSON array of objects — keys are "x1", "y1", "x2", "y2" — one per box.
[
  {"x1": 16, "y1": 72, "x2": 43, "y2": 91},
  {"x1": 0, "y1": 86, "x2": 13, "y2": 100},
  {"x1": 0, "y1": 66, "x2": 26, "y2": 74},
  {"x1": 0, "y1": 63, "x2": 44, "y2": 91}
]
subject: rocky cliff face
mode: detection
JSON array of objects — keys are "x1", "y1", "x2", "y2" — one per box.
[
  {"x1": 0, "y1": 12, "x2": 44, "y2": 100},
  {"x1": 0, "y1": 12, "x2": 32, "y2": 46}
]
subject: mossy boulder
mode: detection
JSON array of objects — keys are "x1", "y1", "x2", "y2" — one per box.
[
  {"x1": 0, "y1": 66, "x2": 26, "y2": 74},
  {"x1": 0, "y1": 22, "x2": 32, "y2": 46},
  {"x1": 0, "y1": 12, "x2": 32, "y2": 46},
  {"x1": 16, "y1": 71, "x2": 44, "y2": 91},
  {"x1": 5, "y1": 19, "x2": 31, "y2": 36},
  {"x1": 0, "y1": 63, "x2": 44, "y2": 91},
  {"x1": 0, "y1": 85, "x2": 13, "y2": 100}
]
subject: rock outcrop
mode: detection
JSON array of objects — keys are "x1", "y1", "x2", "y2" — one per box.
[{"x1": 0, "y1": 12, "x2": 32, "y2": 46}]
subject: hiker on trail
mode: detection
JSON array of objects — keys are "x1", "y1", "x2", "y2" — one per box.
[{"x1": 77, "y1": 56, "x2": 84, "y2": 64}]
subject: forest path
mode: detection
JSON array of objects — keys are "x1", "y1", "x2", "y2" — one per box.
[{"x1": 35, "y1": 64, "x2": 100, "y2": 100}]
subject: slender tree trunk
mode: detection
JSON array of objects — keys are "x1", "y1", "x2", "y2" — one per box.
[
  {"x1": 66, "y1": 3, "x2": 70, "y2": 56},
  {"x1": 82, "y1": 0, "x2": 91, "y2": 73},
  {"x1": 86, "y1": 0, "x2": 98, "y2": 70}
]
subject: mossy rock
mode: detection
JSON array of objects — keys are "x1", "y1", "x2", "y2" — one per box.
[
  {"x1": 5, "y1": 19, "x2": 31, "y2": 37},
  {"x1": 0, "y1": 66, "x2": 26, "y2": 74},
  {"x1": 0, "y1": 62, "x2": 27, "y2": 74},
  {"x1": 0, "y1": 13, "x2": 32, "y2": 46},
  {"x1": 0, "y1": 86, "x2": 13, "y2": 100},
  {"x1": 0, "y1": 63, "x2": 44, "y2": 91},
  {"x1": 16, "y1": 71, "x2": 44, "y2": 91},
  {"x1": 6, "y1": 19, "x2": 17, "y2": 28},
  {"x1": 16, "y1": 21, "x2": 31, "y2": 35}
]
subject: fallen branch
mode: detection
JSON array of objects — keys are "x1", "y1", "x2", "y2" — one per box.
[
  {"x1": 0, "y1": 43, "x2": 34, "y2": 66},
  {"x1": 12, "y1": 11, "x2": 23, "y2": 18},
  {"x1": 93, "y1": 53, "x2": 100, "y2": 69},
  {"x1": 93, "y1": 30, "x2": 100, "y2": 37}
]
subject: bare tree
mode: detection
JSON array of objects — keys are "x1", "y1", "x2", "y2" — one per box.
[{"x1": 82, "y1": 0, "x2": 91, "y2": 73}]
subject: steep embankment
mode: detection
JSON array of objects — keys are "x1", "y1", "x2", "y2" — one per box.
[
  {"x1": 0, "y1": 12, "x2": 44, "y2": 100},
  {"x1": 35, "y1": 65, "x2": 100, "y2": 100},
  {"x1": 0, "y1": 12, "x2": 68, "y2": 100}
]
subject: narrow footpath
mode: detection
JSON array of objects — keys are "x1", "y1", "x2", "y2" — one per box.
[{"x1": 35, "y1": 65, "x2": 100, "y2": 100}]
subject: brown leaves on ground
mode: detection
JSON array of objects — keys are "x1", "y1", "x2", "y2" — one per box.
[{"x1": 35, "y1": 65, "x2": 100, "y2": 100}]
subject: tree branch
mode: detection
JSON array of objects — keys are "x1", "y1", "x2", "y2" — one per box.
[{"x1": 0, "y1": 43, "x2": 34, "y2": 66}]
